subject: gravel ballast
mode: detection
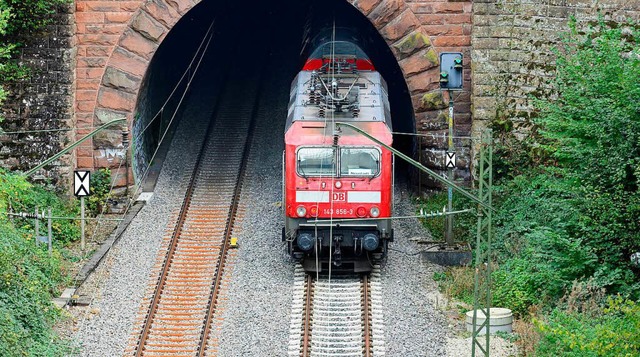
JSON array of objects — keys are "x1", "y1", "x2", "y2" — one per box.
[{"x1": 73, "y1": 73, "x2": 220, "y2": 356}]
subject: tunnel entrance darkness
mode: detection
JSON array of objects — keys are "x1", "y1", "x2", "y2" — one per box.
[{"x1": 132, "y1": 0, "x2": 416, "y2": 187}]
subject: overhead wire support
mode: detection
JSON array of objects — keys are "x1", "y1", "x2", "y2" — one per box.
[{"x1": 471, "y1": 130, "x2": 493, "y2": 357}]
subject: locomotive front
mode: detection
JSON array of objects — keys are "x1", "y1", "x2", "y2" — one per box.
[{"x1": 283, "y1": 41, "x2": 394, "y2": 273}]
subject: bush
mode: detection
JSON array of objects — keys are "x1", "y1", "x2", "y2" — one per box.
[
  {"x1": 535, "y1": 296, "x2": 640, "y2": 356},
  {"x1": 87, "y1": 168, "x2": 112, "y2": 216},
  {"x1": 0, "y1": 171, "x2": 74, "y2": 355}
]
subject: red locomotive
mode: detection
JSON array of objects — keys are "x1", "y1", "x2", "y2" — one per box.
[{"x1": 283, "y1": 40, "x2": 394, "y2": 273}]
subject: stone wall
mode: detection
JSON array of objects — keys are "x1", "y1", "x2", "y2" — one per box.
[
  {"x1": 471, "y1": 0, "x2": 640, "y2": 148},
  {"x1": 0, "y1": 5, "x2": 75, "y2": 187}
]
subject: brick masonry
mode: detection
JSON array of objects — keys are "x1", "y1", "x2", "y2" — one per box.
[
  {"x1": 2, "y1": 1, "x2": 638, "y2": 190},
  {"x1": 0, "y1": 4, "x2": 75, "y2": 187}
]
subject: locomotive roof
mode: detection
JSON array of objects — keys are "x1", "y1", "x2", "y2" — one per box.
[
  {"x1": 285, "y1": 120, "x2": 392, "y2": 146},
  {"x1": 285, "y1": 70, "x2": 392, "y2": 132}
]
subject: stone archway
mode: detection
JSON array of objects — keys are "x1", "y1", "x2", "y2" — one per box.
[{"x1": 74, "y1": 0, "x2": 472, "y2": 186}]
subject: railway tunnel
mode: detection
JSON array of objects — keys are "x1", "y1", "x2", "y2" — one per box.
[{"x1": 131, "y1": 0, "x2": 416, "y2": 188}]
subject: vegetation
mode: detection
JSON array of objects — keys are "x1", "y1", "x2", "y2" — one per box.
[
  {"x1": 0, "y1": 2, "x2": 77, "y2": 354},
  {"x1": 0, "y1": 169, "x2": 76, "y2": 355},
  {"x1": 426, "y1": 19, "x2": 640, "y2": 355}
]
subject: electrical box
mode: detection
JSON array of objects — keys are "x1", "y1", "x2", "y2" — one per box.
[{"x1": 439, "y1": 52, "x2": 464, "y2": 90}]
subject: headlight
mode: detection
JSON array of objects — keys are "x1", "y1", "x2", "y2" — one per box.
[
  {"x1": 356, "y1": 206, "x2": 367, "y2": 217},
  {"x1": 296, "y1": 206, "x2": 307, "y2": 217},
  {"x1": 370, "y1": 206, "x2": 380, "y2": 218},
  {"x1": 334, "y1": 181, "x2": 342, "y2": 189}
]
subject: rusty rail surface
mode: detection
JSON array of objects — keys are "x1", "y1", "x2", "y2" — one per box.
[{"x1": 129, "y1": 72, "x2": 261, "y2": 356}]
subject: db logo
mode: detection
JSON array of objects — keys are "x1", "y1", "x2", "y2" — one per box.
[{"x1": 332, "y1": 192, "x2": 346, "y2": 202}]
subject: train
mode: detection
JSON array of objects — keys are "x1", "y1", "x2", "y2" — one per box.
[{"x1": 283, "y1": 38, "x2": 394, "y2": 273}]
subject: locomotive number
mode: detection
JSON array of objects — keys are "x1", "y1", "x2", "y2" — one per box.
[
  {"x1": 332, "y1": 192, "x2": 346, "y2": 202},
  {"x1": 323, "y1": 208, "x2": 354, "y2": 215}
]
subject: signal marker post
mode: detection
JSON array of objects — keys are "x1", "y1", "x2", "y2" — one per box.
[
  {"x1": 439, "y1": 52, "x2": 464, "y2": 247},
  {"x1": 74, "y1": 170, "x2": 91, "y2": 250}
]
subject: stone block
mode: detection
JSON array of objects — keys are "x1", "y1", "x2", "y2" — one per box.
[
  {"x1": 166, "y1": 0, "x2": 197, "y2": 15},
  {"x1": 399, "y1": 48, "x2": 439, "y2": 76},
  {"x1": 76, "y1": 12, "x2": 105, "y2": 23},
  {"x1": 368, "y1": 0, "x2": 404, "y2": 28},
  {"x1": 132, "y1": 10, "x2": 166, "y2": 42},
  {"x1": 93, "y1": 129, "x2": 122, "y2": 148},
  {"x1": 119, "y1": 29, "x2": 158, "y2": 60},
  {"x1": 352, "y1": 0, "x2": 382, "y2": 16},
  {"x1": 95, "y1": 108, "x2": 128, "y2": 127},
  {"x1": 109, "y1": 48, "x2": 148, "y2": 77},
  {"x1": 432, "y1": 35, "x2": 471, "y2": 47},
  {"x1": 392, "y1": 28, "x2": 431, "y2": 59},
  {"x1": 97, "y1": 88, "x2": 135, "y2": 112},
  {"x1": 405, "y1": 68, "x2": 440, "y2": 95},
  {"x1": 144, "y1": 0, "x2": 182, "y2": 28},
  {"x1": 419, "y1": 91, "x2": 447, "y2": 111},
  {"x1": 381, "y1": 9, "x2": 420, "y2": 43},
  {"x1": 103, "y1": 67, "x2": 141, "y2": 93},
  {"x1": 105, "y1": 12, "x2": 133, "y2": 24}
]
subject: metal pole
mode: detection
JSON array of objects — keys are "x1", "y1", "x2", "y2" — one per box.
[
  {"x1": 81, "y1": 196, "x2": 85, "y2": 250},
  {"x1": 47, "y1": 208, "x2": 52, "y2": 255},
  {"x1": 446, "y1": 89, "x2": 454, "y2": 246},
  {"x1": 122, "y1": 130, "x2": 130, "y2": 197},
  {"x1": 34, "y1": 207, "x2": 39, "y2": 245}
]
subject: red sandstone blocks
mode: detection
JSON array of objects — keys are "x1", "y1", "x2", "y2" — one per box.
[
  {"x1": 399, "y1": 48, "x2": 439, "y2": 76},
  {"x1": 97, "y1": 88, "x2": 136, "y2": 112},
  {"x1": 120, "y1": 29, "x2": 158, "y2": 59},
  {"x1": 109, "y1": 48, "x2": 148, "y2": 77},
  {"x1": 78, "y1": 34, "x2": 119, "y2": 46},
  {"x1": 76, "y1": 90, "x2": 97, "y2": 102},
  {"x1": 77, "y1": 156, "x2": 94, "y2": 169},
  {"x1": 85, "y1": 46, "x2": 111, "y2": 57},
  {"x1": 131, "y1": 11, "x2": 166, "y2": 41},
  {"x1": 368, "y1": 0, "x2": 405, "y2": 28},
  {"x1": 432, "y1": 36, "x2": 471, "y2": 47},
  {"x1": 406, "y1": 68, "x2": 440, "y2": 95},
  {"x1": 144, "y1": 0, "x2": 181, "y2": 28},
  {"x1": 354, "y1": 0, "x2": 382, "y2": 16},
  {"x1": 76, "y1": 12, "x2": 104, "y2": 23},
  {"x1": 380, "y1": 9, "x2": 420, "y2": 42},
  {"x1": 105, "y1": 12, "x2": 133, "y2": 23},
  {"x1": 77, "y1": 68, "x2": 104, "y2": 80}
]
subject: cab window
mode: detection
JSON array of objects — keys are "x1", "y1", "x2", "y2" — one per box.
[
  {"x1": 340, "y1": 148, "x2": 380, "y2": 176},
  {"x1": 297, "y1": 147, "x2": 336, "y2": 176}
]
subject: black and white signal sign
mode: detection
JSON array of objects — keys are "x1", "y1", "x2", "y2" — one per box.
[
  {"x1": 445, "y1": 152, "x2": 456, "y2": 169},
  {"x1": 74, "y1": 170, "x2": 91, "y2": 197}
]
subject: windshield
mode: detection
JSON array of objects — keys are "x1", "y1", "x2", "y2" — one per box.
[
  {"x1": 297, "y1": 147, "x2": 380, "y2": 177},
  {"x1": 297, "y1": 147, "x2": 336, "y2": 176},
  {"x1": 340, "y1": 148, "x2": 380, "y2": 176}
]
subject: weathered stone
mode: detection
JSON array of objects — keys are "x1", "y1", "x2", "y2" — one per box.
[
  {"x1": 392, "y1": 29, "x2": 431, "y2": 58},
  {"x1": 103, "y1": 67, "x2": 141, "y2": 93},
  {"x1": 380, "y1": 9, "x2": 420, "y2": 43},
  {"x1": 144, "y1": 0, "x2": 181, "y2": 28},
  {"x1": 132, "y1": 10, "x2": 166, "y2": 41},
  {"x1": 368, "y1": 0, "x2": 404, "y2": 28},
  {"x1": 109, "y1": 47, "x2": 148, "y2": 77},
  {"x1": 93, "y1": 129, "x2": 122, "y2": 148},
  {"x1": 119, "y1": 29, "x2": 158, "y2": 60},
  {"x1": 399, "y1": 48, "x2": 439, "y2": 76},
  {"x1": 95, "y1": 108, "x2": 129, "y2": 128},
  {"x1": 420, "y1": 91, "x2": 447, "y2": 111},
  {"x1": 97, "y1": 88, "x2": 136, "y2": 112}
]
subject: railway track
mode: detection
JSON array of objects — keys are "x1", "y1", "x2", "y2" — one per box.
[
  {"x1": 289, "y1": 267, "x2": 386, "y2": 357},
  {"x1": 125, "y1": 69, "x2": 262, "y2": 356}
]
